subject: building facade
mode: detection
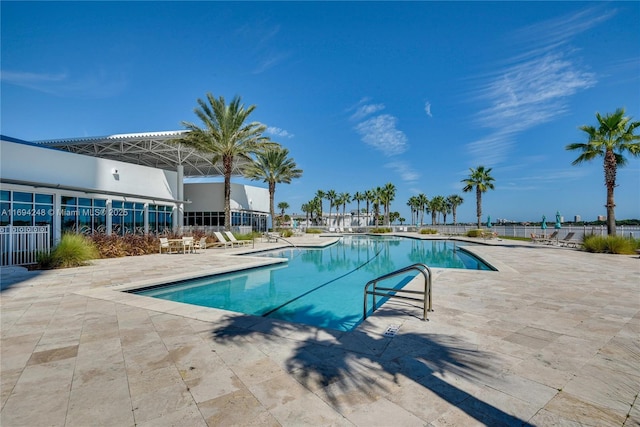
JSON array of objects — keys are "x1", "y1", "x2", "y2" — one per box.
[{"x1": 1, "y1": 134, "x2": 270, "y2": 261}]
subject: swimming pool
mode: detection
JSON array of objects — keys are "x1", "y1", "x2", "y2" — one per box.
[{"x1": 131, "y1": 236, "x2": 493, "y2": 331}]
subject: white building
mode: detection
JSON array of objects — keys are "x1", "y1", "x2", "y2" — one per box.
[{"x1": 0, "y1": 133, "x2": 270, "y2": 264}]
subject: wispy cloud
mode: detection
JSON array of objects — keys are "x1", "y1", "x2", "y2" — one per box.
[
  {"x1": 265, "y1": 126, "x2": 294, "y2": 138},
  {"x1": 1, "y1": 68, "x2": 127, "y2": 98},
  {"x1": 385, "y1": 161, "x2": 420, "y2": 183},
  {"x1": 466, "y1": 6, "x2": 609, "y2": 166},
  {"x1": 350, "y1": 102, "x2": 385, "y2": 121},
  {"x1": 355, "y1": 114, "x2": 408, "y2": 156},
  {"x1": 424, "y1": 101, "x2": 432, "y2": 118}
]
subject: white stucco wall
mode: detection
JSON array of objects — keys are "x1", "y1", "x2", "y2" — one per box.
[
  {"x1": 184, "y1": 182, "x2": 269, "y2": 213},
  {"x1": 1, "y1": 139, "x2": 178, "y2": 200}
]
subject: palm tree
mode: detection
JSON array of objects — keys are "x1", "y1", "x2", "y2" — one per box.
[
  {"x1": 566, "y1": 108, "x2": 640, "y2": 235},
  {"x1": 407, "y1": 196, "x2": 419, "y2": 226},
  {"x1": 353, "y1": 191, "x2": 365, "y2": 227},
  {"x1": 416, "y1": 193, "x2": 429, "y2": 227},
  {"x1": 337, "y1": 192, "x2": 351, "y2": 227},
  {"x1": 380, "y1": 182, "x2": 396, "y2": 226},
  {"x1": 461, "y1": 166, "x2": 495, "y2": 229},
  {"x1": 429, "y1": 196, "x2": 446, "y2": 225},
  {"x1": 325, "y1": 190, "x2": 337, "y2": 228},
  {"x1": 244, "y1": 146, "x2": 302, "y2": 231},
  {"x1": 315, "y1": 190, "x2": 325, "y2": 226},
  {"x1": 301, "y1": 202, "x2": 311, "y2": 228},
  {"x1": 364, "y1": 189, "x2": 374, "y2": 226},
  {"x1": 277, "y1": 201, "x2": 290, "y2": 226},
  {"x1": 447, "y1": 194, "x2": 464, "y2": 225},
  {"x1": 180, "y1": 93, "x2": 273, "y2": 230}
]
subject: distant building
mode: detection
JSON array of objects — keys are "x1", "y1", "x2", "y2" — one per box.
[
  {"x1": 597, "y1": 215, "x2": 606, "y2": 221},
  {"x1": 574, "y1": 215, "x2": 581, "y2": 222}
]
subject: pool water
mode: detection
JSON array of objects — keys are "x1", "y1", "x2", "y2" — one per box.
[{"x1": 132, "y1": 236, "x2": 493, "y2": 331}]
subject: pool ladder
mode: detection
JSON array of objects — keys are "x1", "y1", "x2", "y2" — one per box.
[{"x1": 363, "y1": 263, "x2": 432, "y2": 321}]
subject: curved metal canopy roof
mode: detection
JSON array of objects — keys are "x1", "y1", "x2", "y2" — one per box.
[{"x1": 35, "y1": 130, "x2": 248, "y2": 177}]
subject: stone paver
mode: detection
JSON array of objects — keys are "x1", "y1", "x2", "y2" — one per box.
[{"x1": 1, "y1": 235, "x2": 638, "y2": 426}]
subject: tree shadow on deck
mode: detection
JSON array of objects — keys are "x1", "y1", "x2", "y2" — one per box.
[{"x1": 210, "y1": 307, "x2": 534, "y2": 426}]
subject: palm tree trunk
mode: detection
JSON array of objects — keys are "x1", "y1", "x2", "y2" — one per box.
[
  {"x1": 604, "y1": 150, "x2": 617, "y2": 235},
  {"x1": 476, "y1": 187, "x2": 482, "y2": 229},
  {"x1": 269, "y1": 181, "x2": 276, "y2": 231},
  {"x1": 223, "y1": 155, "x2": 233, "y2": 231}
]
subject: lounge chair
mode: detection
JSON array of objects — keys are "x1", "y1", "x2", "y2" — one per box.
[
  {"x1": 558, "y1": 232, "x2": 578, "y2": 248},
  {"x1": 530, "y1": 233, "x2": 541, "y2": 243},
  {"x1": 212, "y1": 232, "x2": 233, "y2": 248},
  {"x1": 224, "y1": 231, "x2": 252, "y2": 246},
  {"x1": 539, "y1": 231, "x2": 559, "y2": 245}
]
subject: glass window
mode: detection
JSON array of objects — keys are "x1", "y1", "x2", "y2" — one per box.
[
  {"x1": 0, "y1": 202, "x2": 10, "y2": 226},
  {"x1": 78, "y1": 198, "x2": 92, "y2": 207},
  {"x1": 94, "y1": 199, "x2": 107, "y2": 208},
  {"x1": 0, "y1": 190, "x2": 9, "y2": 201},
  {"x1": 35, "y1": 193, "x2": 53, "y2": 204},
  {"x1": 13, "y1": 192, "x2": 33, "y2": 203},
  {"x1": 61, "y1": 196, "x2": 77, "y2": 205},
  {"x1": 13, "y1": 203, "x2": 33, "y2": 226}
]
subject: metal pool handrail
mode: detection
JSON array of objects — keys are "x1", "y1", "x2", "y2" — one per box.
[{"x1": 363, "y1": 263, "x2": 432, "y2": 321}]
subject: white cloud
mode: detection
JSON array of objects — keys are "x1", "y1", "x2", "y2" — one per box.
[
  {"x1": 1, "y1": 68, "x2": 127, "y2": 98},
  {"x1": 355, "y1": 114, "x2": 408, "y2": 156},
  {"x1": 350, "y1": 103, "x2": 385, "y2": 121},
  {"x1": 385, "y1": 161, "x2": 420, "y2": 182},
  {"x1": 424, "y1": 101, "x2": 432, "y2": 118},
  {"x1": 465, "y1": 6, "x2": 608, "y2": 167},
  {"x1": 265, "y1": 126, "x2": 294, "y2": 138}
]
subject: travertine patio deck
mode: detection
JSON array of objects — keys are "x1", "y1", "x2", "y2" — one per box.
[{"x1": 1, "y1": 235, "x2": 638, "y2": 426}]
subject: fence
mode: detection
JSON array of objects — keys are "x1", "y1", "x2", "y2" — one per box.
[{"x1": 0, "y1": 226, "x2": 50, "y2": 266}]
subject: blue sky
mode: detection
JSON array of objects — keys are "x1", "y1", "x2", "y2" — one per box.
[{"x1": 2, "y1": 1, "x2": 639, "y2": 223}]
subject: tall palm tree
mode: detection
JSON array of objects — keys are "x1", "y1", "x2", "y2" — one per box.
[
  {"x1": 277, "y1": 201, "x2": 289, "y2": 217},
  {"x1": 381, "y1": 182, "x2": 396, "y2": 226},
  {"x1": 244, "y1": 146, "x2": 302, "y2": 231},
  {"x1": 416, "y1": 193, "x2": 429, "y2": 227},
  {"x1": 566, "y1": 108, "x2": 640, "y2": 235},
  {"x1": 180, "y1": 93, "x2": 273, "y2": 230},
  {"x1": 461, "y1": 166, "x2": 495, "y2": 229},
  {"x1": 315, "y1": 190, "x2": 325, "y2": 226},
  {"x1": 447, "y1": 194, "x2": 464, "y2": 225},
  {"x1": 301, "y1": 202, "x2": 311, "y2": 228},
  {"x1": 325, "y1": 190, "x2": 337, "y2": 228},
  {"x1": 277, "y1": 201, "x2": 290, "y2": 227},
  {"x1": 364, "y1": 189, "x2": 374, "y2": 226},
  {"x1": 337, "y1": 192, "x2": 351, "y2": 227},
  {"x1": 371, "y1": 187, "x2": 383, "y2": 226},
  {"x1": 407, "y1": 196, "x2": 419, "y2": 226},
  {"x1": 353, "y1": 191, "x2": 365, "y2": 227},
  {"x1": 429, "y1": 196, "x2": 446, "y2": 225}
]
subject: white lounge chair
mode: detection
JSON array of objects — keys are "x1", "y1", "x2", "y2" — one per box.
[
  {"x1": 224, "y1": 231, "x2": 252, "y2": 246},
  {"x1": 212, "y1": 231, "x2": 234, "y2": 248}
]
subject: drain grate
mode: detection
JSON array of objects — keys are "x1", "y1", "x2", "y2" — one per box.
[{"x1": 383, "y1": 324, "x2": 400, "y2": 337}]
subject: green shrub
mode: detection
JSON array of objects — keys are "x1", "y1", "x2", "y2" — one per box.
[
  {"x1": 419, "y1": 228, "x2": 438, "y2": 234},
  {"x1": 305, "y1": 228, "x2": 322, "y2": 234},
  {"x1": 371, "y1": 227, "x2": 391, "y2": 233},
  {"x1": 280, "y1": 229, "x2": 294, "y2": 238},
  {"x1": 466, "y1": 229, "x2": 485, "y2": 238},
  {"x1": 38, "y1": 233, "x2": 99, "y2": 269},
  {"x1": 582, "y1": 234, "x2": 638, "y2": 254}
]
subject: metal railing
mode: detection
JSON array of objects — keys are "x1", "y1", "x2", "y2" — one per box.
[
  {"x1": 363, "y1": 263, "x2": 432, "y2": 321},
  {"x1": 1, "y1": 225, "x2": 50, "y2": 266}
]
